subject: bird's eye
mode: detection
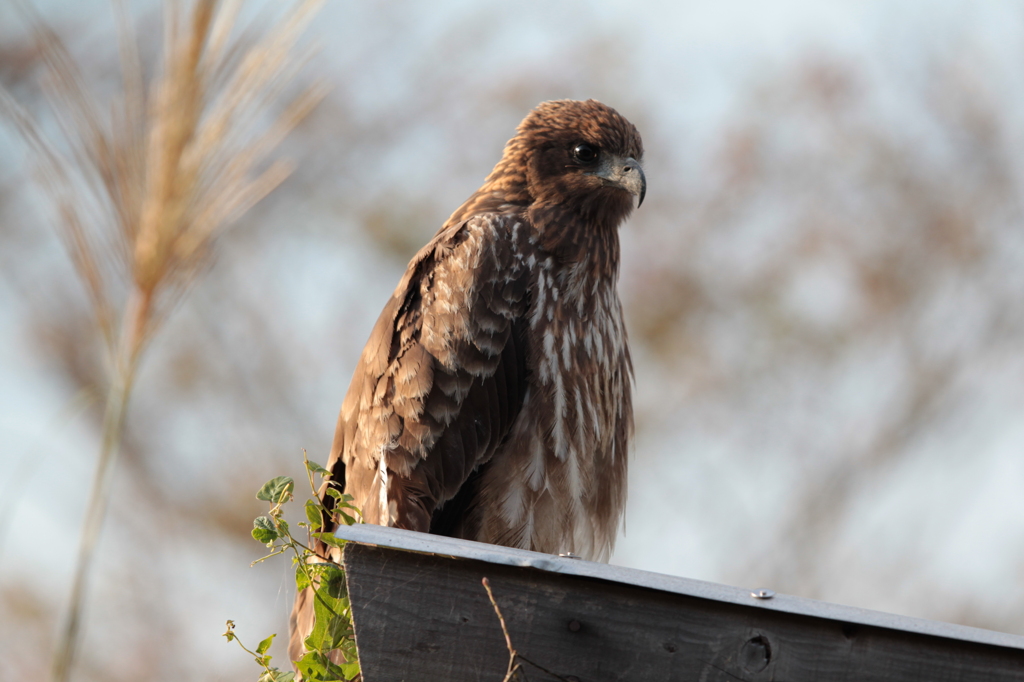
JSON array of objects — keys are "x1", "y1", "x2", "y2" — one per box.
[{"x1": 572, "y1": 143, "x2": 599, "y2": 163}]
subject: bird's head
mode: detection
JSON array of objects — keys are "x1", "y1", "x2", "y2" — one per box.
[{"x1": 489, "y1": 99, "x2": 645, "y2": 231}]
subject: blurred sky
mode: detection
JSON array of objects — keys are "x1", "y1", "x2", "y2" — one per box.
[{"x1": 3, "y1": 1, "x2": 1024, "y2": 679}]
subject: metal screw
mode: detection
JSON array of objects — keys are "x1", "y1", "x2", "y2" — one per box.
[
  {"x1": 751, "y1": 589, "x2": 775, "y2": 600},
  {"x1": 559, "y1": 552, "x2": 581, "y2": 559}
]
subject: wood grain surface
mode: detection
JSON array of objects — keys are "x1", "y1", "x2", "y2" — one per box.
[{"x1": 343, "y1": 542, "x2": 1024, "y2": 682}]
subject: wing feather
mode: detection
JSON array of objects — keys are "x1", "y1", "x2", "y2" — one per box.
[{"x1": 318, "y1": 213, "x2": 530, "y2": 534}]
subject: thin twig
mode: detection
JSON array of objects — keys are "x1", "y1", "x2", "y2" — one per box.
[
  {"x1": 481, "y1": 578, "x2": 577, "y2": 682},
  {"x1": 482, "y1": 577, "x2": 521, "y2": 681}
]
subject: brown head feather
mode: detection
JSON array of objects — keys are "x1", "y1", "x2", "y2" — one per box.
[{"x1": 446, "y1": 99, "x2": 644, "y2": 234}]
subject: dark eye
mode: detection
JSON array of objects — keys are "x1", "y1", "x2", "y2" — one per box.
[{"x1": 572, "y1": 143, "x2": 599, "y2": 163}]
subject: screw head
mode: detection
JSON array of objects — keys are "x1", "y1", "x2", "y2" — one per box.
[{"x1": 751, "y1": 589, "x2": 775, "y2": 600}]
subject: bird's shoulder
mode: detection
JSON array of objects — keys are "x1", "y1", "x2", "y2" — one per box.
[
  {"x1": 383, "y1": 211, "x2": 533, "y2": 362},
  {"x1": 325, "y1": 211, "x2": 534, "y2": 529},
  {"x1": 336, "y1": 212, "x2": 533, "y2": 463}
]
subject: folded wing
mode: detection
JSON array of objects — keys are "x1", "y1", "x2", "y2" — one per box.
[{"x1": 322, "y1": 213, "x2": 531, "y2": 537}]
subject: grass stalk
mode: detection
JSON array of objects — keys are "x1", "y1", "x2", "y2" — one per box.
[
  {"x1": 52, "y1": 339, "x2": 135, "y2": 682},
  {"x1": 51, "y1": 285, "x2": 152, "y2": 682}
]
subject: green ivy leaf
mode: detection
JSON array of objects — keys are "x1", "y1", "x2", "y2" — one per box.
[
  {"x1": 252, "y1": 516, "x2": 279, "y2": 545},
  {"x1": 256, "y1": 633, "x2": 276, "y2": 655},
  {"x1": 295, "y1": 564, "x2": 311, "y2": 591},
  {"x1": 296, "y1": 652, "x2": 326, "y2": 679},
  {"x1": 239, "y1": 477, "x2": 360, "y2": 681},
  {"x1": 258, "y1": 669, "x2": 295, "y2": 682},
  {"x1": 324, "y1": 489, "x2": 354, "y2": 505},
  {"x1": 306, "y1": 460, "x2": 331, "y2": 477},
  {"x1": 313, "y1": 532, "x2": 347, "y2": 549},
  {"x1": 340, "y1": 637, "x2": 359, "y2": 659},
  {"x1": 340, "y1": 661, "x2": 361, "y2": 680},
  {"x1": 305, "y1": 499, "x2": 323, "y2": 530},
  {"x1": 305, "y1": 565, "x2": 352, "y2": 653},
  {"x1": 257, "y1": 476, "x2": 295, "y2": 504},
  {"x1": 299, "y1": 651, "x2": 348, "y2": 682},
  {"x1": 320, "y1": 563, "x2": 346, "y2": 598}
]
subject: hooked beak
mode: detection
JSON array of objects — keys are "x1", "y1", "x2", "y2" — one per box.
[{"x1": 592, "y1": 155, "x2": 646, "y2": 208}]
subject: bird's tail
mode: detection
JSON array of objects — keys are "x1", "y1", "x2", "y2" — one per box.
[{"x1": 287, "y1": 582, "x2": 316, "y2": 667}]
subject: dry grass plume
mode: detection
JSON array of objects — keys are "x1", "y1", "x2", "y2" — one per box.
[{"x1": 0, "y1": 1, "x2": 325, "y2": 679}]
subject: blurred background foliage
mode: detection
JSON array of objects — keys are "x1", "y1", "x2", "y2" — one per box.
[{"x1": 3, "y1": 1, "x2": 1024, "y2": 680}]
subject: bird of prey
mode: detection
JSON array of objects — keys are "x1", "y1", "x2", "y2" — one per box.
[{"x1": 290, "y1": 99, "x2": 645, "y2": 661}]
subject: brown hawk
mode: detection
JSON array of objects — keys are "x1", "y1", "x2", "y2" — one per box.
[{"x1": 290, "y1": 99, "x2": 644, "y2": 661}]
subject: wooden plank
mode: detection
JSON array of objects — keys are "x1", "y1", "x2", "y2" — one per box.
[
  {"x1": 335, "y1": 523, "x2": 1024, "y2": 652},
  {"x1": 342, "y1": 541, "x2": 1024, "y2": 682}
]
